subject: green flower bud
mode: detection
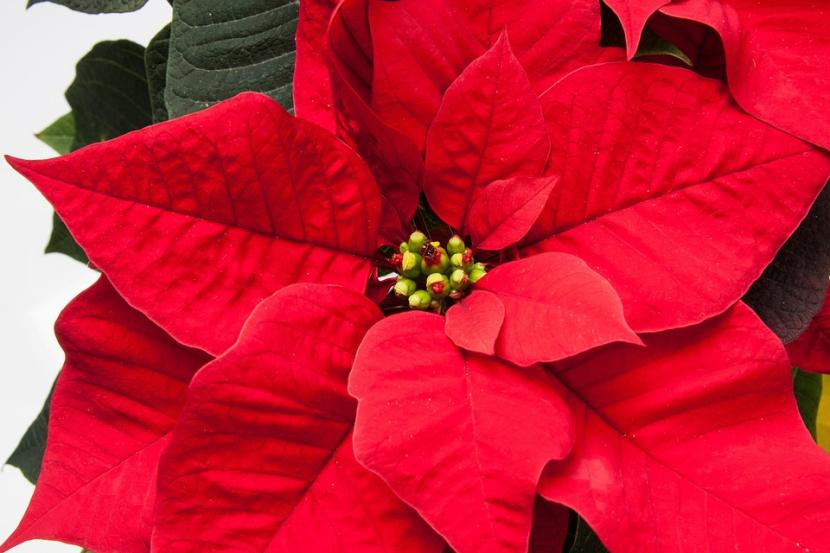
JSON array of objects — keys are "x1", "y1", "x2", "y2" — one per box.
[
  {"x1": 407, "y1": 231, "x2": 427, "y2": 253},
  {"x1": 399, "y1": 241, "x2": 409, "y2": 253},
  {"x1": 401, "y1": 251, "x2": 422, "y2": 278},
  {"x1": 421, "y1": 247, "x2": 450, "y2": 275},
  {"x1": 447, "y1": 235, "x2": 466, "y2": 256},
  {"x1": 426, "y1": 273, "x2": 450, "y2": 298},
  {"x1": 470, "y1": 262, "x2": 487, "y2": 273},
  {"x1": 469, "y1": 268, "x2": 487, "y2": 284},
  {"x1": 450, "y1": 252, "x2": 466, "y2": 270},
  {"x1": 449, "y1": 269, "x2": 470, "y2": 290},
  {"x1": 394, "y1": 278, "x2": 417, "y2": 297},
  {"x1": 408, "y1": 289, "x2": 431, "y2": 310}
]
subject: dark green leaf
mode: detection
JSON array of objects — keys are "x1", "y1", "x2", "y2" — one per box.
[
  {"x1": 794, "y1": 367, "x2": 823, "y2": 440},
  {"x1": 27, "y1": 0, "x2": 148, "y2": 13},
  {"x1": 35, "y1": 112, "x2": 75, "y2": 155},
  {"x1": 165, "y1": 0, "x2": 298, "y2": 118},
  {"x1": 6, "y1": 379, "x2": 56, "y2": 484},
  {"x1": 146, "y1": 24, "x2": 171, "y2": 123},
  {"x1": 745, "y1": 183, "x2": 830, "y2": 343},
  {"x1": 67, "y1": 39, "x2": 152, "y2": 150}
]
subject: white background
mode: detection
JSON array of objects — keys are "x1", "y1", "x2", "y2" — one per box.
[{"x1": 0, "y1": 1, "x2": 172, "y2": 551}]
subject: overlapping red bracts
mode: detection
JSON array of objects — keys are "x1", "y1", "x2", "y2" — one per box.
[
  {"x1": 1, "y1": 278, "x2": 210, "y2": 553},
  {"x1": 605, "y1": 0, "x2": 830, "y2": 150},
  {"x1": 7, "y1": 93, "x2": 382, "y2": 355},
  {"x1": 6, "y1": 1, "x2": 830, "y2": 552},
  {"x1": 540, "y1": 304, "x2": 830, "y2": 552}
]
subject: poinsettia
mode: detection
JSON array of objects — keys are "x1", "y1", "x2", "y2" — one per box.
[{"x1": 4, "y1": 1, "x2": 830, "y2": 552}]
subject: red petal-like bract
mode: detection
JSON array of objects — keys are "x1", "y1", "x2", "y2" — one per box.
[
  {"x1": 422, "y1": 33, "x2": 550, "y2": 231},
  {"x1": 540, "y1": 303, "x2": 830, "y2": 552},
  {"x1": 444, "y1": 289, "x2": 505, "y2": 356},
  {"x1": 350, "y1": 311, "x2": 574, "y2": 553},
  {"x1": 660, "y1": 0, "x2": 830, "y2": 150},
  {"x1": 153, "y1": 284, "x2": 443, "y2": 552},
  {"x1": 368, "y1": 0, "x2": 622, "y2": 149},
  {"x1": 787, "y1": 289, "x2": 830, "y2": 374},
  {"x1": 476, "y1": 253, "x2": 641, "y2": 367},
  {"x1": 524, "y1": 62, "x2": 830, "y2": 333},
  {"x1": 467, "y1": 176, "x2": 557, "y2": 251},
  {"x1": 294, "y1": 0, "x2": 339, "y2": 131},
  {"x1": 327, "y1": 0, "x2": 423, "y2": 241},
  {"x1": 604, "y1": 0, "x2": 671, "y2": 58},
  {"x1": 7, "y1": 92, "x2": 381, "y2": 355},
  {"x1": 1, "y1": 277, "x2": 210, "y2": 553}
]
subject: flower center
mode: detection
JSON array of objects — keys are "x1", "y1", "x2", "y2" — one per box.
[{"x1": 392, "y1": 231, "x2": 487, "y2": 313}]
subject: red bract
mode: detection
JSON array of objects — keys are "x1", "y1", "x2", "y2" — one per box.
[
  {"x1": 5, "y1": 0, "x2": 830, "y2": 552},
  {"x1": 788, "y1": 289, "x2": 830, "y2": 373},
  {"x1": 605, "y1": 0, "x2": 830, "y2": 150},
  {"x1": 540, "y1": 304, "x2": 830, "y2": 552},
  {"x1": 7, "y1": 93, "x2": 382, "y2": 355},
  {"x1": 2, "y1": 277, "x2": 210, "y2": 553}
]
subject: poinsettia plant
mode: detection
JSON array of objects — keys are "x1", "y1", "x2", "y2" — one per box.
[{"x1": 5, "y1": 0, "x2": 830, "y2": 552}]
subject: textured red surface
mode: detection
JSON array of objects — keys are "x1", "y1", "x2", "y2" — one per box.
[
  {"x1": 351, "y1": 311, "x2": 574, "y2": 553},
  {"x1": 540, "y1": 304, "x2": 830, "y2": 552},
  {"x1": 8, "y1": 93, "x2": 382, "y2": 355},
  {"x1": 294, "y1": 0, "x2": 339, "y2": 131},
  {"x1": 1, "y1": 278, "x2": 209, "y2": 553},
  {"x1": 153, "y1": 285, "x2": 443, "y2": 552},
  {"x1": 467, "y1": 175, "x2": 557, "y2": 251},
  {"x1": 523, "y1": 62, "x2": 830, "y2": 333},
  {"x1": 445, "y1": 290, "x2": 505, "y2": 356},
  {"x1": 475, "y1": 253, "x2": 641, "y2": 367},
  {"x1": 422, "y1": 34, "x2": 550, "y2": 231},
  {"x1": 368, "y1": 0, "x2": 622, "y2": 149}
]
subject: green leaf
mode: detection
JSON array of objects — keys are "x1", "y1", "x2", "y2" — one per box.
[
  {"x1": 67, "y1": 39, "x2": 153, "y2": 150},
  {"x1": 165, "y1": 0, "x2": 298, "y2": 118},
  {"x1": 794, "y1": 367, "x2": 823, "y2": 440},
  {"x1": 6, "y1": 379, "x2": 56, "y2": 484},
  {"x1": 146, "y1": 24, "x2": 171, "y2": 123},
  {"x1": 35, "y1": 112, "x2": 75, "y2": 155},
  {"x1": 26, "y1": 0, "x2": 148, "y2": 13}
]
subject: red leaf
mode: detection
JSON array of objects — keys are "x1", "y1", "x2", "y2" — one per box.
[
  {"x1": 529, "y1": 499, "x2": 569, "y2": 553},
  {"x1": 787, "y1": 289, "x2": 830, "y2": 373},
  {"x1": 7, "y1": 92, "x2": 381, "y2": 355},
  {"x1": 444, "y1": 289, "x2": 505, "y2": 356},
  {"x1": 350, "y1": 311, "x2": 574, "y2": 553},
  {"x1": 328, "y1": 0, "x2": 423, "y2": 241},
  {"x1": 367, "y1": 0, "x2": 622, "y2": 150},
  {"x1": 476, "y1": 253, "x2": 641, "y2": 367},
  {"x1": 422, "y1": 33, "x2": 550, "y2": 231},
  {"x1": 604, "y1": 0, "x2": 670, "y2": 58},
  {"x1": 523, "y1": 62, "x2": 830, "y2": 333},
  {"x1": 539, "y1": 303, "x2": 830, "y2": 552},
  {"x1": 294, "y1": 0, "x2": 340, "y2": 131},
  {"x1": 153, "y1": 284, "x2": 443, "y2": 552},
  {"x1": 1, "y1": 277, "x2": 210, "y2": 553},
  {"x1": 660, "y1": 0, "x2": 830, "y2": 150},
  {"x1": 467, "y1": 175, "x2": 557, "y2": 251}
]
